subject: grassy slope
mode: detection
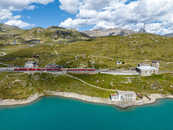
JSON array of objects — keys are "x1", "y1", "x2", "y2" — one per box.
[
  {"x1": 0, "y1": 33, "x2": 173, "y2": 99},
  {"x1": 58, "y1": 34, "x2": 173, "y2": 70},
  {"x1": 0, "y1": 26, "x2": 90, "y2": 45},
  {"x1": 0, "y1": 72, "x2": 173, "y2": 100},
  {"x1": 0, "y1": 24, "x2": 24, "y2": 45},
  {"x1": 0, "y1": 72, "x2": 111, "y2": 99},
  {"x1": 71, "y1": 73, "x2": 173, "y2": 95},
  {"x1": 1, "y1": 33, "x2": 173, "y2": 70}
]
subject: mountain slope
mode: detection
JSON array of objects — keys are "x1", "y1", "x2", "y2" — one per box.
[
  {"x1": 1, "y1": 33, "x2": 173, "y2": 71},
  {"x1": 0, "y1": 24, "x2": 90, "y2": 45},
  {"x1": 1, "y1": 33, "x2": 173, "y2": 100},
  {"x1": 0, "y1": 24, "x2": 21, "y2": 32},
  {"x1": 164, "y1": 33, "x2": 173, "y2": 37},
  {"x1": 83, "y1": 28, "x2": 136, "y2": 37}
]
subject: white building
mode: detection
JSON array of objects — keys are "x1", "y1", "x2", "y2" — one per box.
[
  {"x1": 111, "y1": 91, "x2": 136, "y2": 102},
  {"x1": 24, "y1": 61, "x2": 38, "y2": 68},
  {"x1": 136, "y1": 63, "x2": 159, "y2": 76},
  {"x1": 116, "y1": 61, "x2": 122, "y2": 65},
  {"x1": 152, "y1": 61, "x2": 160, "y2": 69}
]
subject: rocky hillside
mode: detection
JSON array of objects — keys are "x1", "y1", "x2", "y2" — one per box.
[
  {"x1": 164, "y1": 33, "x2": 173, "y2": 37},
  {"x1": 0, "y1": 24, "x2": 21, "y2": 32},
  {"x1": 0, "y1": 24, "x2": 90, "y2": 45},
  {"x1": 83, "y1": 28, "x2": 136, "y2": 37}
]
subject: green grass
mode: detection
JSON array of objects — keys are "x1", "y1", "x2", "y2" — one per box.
[
  {"x1": 71, "y1": 73, "x2": 173, "y2": 95},
  {"x1": 0, "y1": 26, "x2": 90, "y2": 45},
  {"x1": 1, "y1": 33, "x2": 173, "y2": 71},
  {"x1": 0, "y1": 33, "x2": 173, "y2": 99},
  {"x1": 0, "y1": 72, "x2": 173, "y2": 100},
  {"x1": 0, "y1": 72, "x2": 111, "y2": 99}
]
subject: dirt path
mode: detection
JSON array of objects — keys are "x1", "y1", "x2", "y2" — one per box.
[
  {"x1": 0, "y1": 62, "x2": 9, "y2": 66},
  {"x1": 0, "y1": 52, "x2": 7, "y2": 56},
  {"x1": 90, "y1": 55, "x2": 114, "y2": 60},
  {"x1": 66, "y1": 74, "x2": 115, "y2": 92}
]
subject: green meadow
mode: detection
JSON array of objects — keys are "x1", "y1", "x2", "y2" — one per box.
[{"x1": 0, "y1": 33, "x2": 173, "y2": 99}]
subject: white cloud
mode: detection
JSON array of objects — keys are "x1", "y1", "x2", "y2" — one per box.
[
  {"x1": 5, "y1": 19, "x2": 34, "y2": 28},
  {"x1": 59, "y1": 0, "x2": 173, "y2": 34},
  {"x1": 59, "y1": 0, "x2": 81, "y2": 13},
  {"x1": 0, "y1": 0, "x2": 54, "y2": 10},
  {"x1": 0, "y1": 9, "x2": 12, "y2": 21},
  {"x1": 92, "y1": 21, "x2": 116, "y2": 30},
  {"x1": 60, "y1": 18, "x2": 88, "y2": 28},
  {"x1": 0, "y1": 0, "x2": 54, "y2": 28},
  {"x1": 77, "y1": 9, "x2": 98, "y2": 18}
]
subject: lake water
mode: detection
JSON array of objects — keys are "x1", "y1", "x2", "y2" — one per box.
[{"x1": 0, "y1": 97, "x2": 173, "y2": 130}]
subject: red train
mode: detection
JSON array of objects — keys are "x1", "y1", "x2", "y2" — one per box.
[
  {"x1": 14, "y1": 68, "x2": 96, "y2": 72},
  {"x1": 66, "y1": 68, "x2": 96, "y2": 72}
]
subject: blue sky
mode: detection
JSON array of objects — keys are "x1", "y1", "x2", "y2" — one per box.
[
  {"x1": 0, "y1": 0, "x2": 173, "y2": 34},
  {"x1": 12, "y1": 1, "x2": 74, "y2": 28}
]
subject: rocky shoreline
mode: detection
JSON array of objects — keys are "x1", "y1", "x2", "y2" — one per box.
[{"x1": 0, "y1": 92, "x2": 173, "y2": 109}]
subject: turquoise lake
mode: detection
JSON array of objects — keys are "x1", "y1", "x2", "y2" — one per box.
[{"x1": 0, "y1": 97, "x2": 173, "y2": 130}]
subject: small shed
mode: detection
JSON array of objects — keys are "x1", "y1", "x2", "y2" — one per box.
[
  {"x1": 45, "y1": 64, "x2": 63, "y2": 68},
  {"x1": 24, "y1": 61, "x2": 38, "y2": 68},
  {"x1": 116, "y1": 60, "x2": 125, "y2": 65}
]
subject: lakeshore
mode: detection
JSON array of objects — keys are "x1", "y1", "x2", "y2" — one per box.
[{"x1": 1, "y1": 91, "x2": 173, "y2": 109}]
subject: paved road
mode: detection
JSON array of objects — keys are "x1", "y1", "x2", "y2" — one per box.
[
  {"x1": 0, "y1": 67, "x2": 14, "y2": 72},
  {"x1": 0, "y1": 62, "x2": 9, "y2": 67},
  {"x1": 100, "y1": 70, "x2": 139, "y2": 76}
]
